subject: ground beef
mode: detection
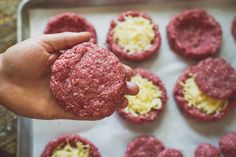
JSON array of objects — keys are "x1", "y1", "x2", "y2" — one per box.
[
  {"x1": 118, "y1": 68, "x2": 168, "y2": 124},
  {"x1": 50, "y1": 42, "x2": 126, "y2": 119},
  {"x1": 44, "y1": 12, "x2": 97, "y2": 43},
  {"x1": 167, "y1": 9, "x2": 222, "y2": 60},
  {"x1": 158, "y1": 148, "x2": 183, "y2": 157},
  {"x1": 106, "y1": 10, "x2": 161, "y2": 61},
  {"x1": 174, "y1": 67, "x2": 236, "y2": 122},
  {"x1": 125, "y1": 135, "x2": 165, "y2": 157},
  {"x1": 194, "y1": 143, "x2": 220, "y2": 157},
  {"x1": 219, "y1": 132, "x2": 236, "y2": 157},
  {"x1": 194, "y1": 58, "x2": 236, "y2": 99},
  {"x1": 41, "y1": 134, "x2": 101, "y2": 157}
]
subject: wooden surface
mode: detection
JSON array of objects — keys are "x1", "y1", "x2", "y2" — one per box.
[
  {"x1": 0, "y1": 0, "x2": 19, "y2": 156},
  {"x1": 0, "y1": 0, "x2": 19, "y2": 52}
]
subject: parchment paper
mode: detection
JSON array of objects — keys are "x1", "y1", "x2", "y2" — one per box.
[{"x1": 29, "y1": 1, "x2": 236, "y2": 156}]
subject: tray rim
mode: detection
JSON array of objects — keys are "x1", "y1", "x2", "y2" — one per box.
[
  {"x1": 17, "y1": 1, "x2": 33, "y2": 156},
  {"x1": 16, "y1": 0, "x2": 236, "y2": 157},
  {"x1": 17, "y1": 0, "x2": 151, "y2": 42},
  {"x1": 17, "y1": 1, "x2": 155, "y2": 157}
]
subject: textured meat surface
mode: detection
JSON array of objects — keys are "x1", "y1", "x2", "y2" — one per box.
[
  {"x1": 106, "y1": 10, "x2": 161, "y2": 61},
  {"x1": 194, "y1": 58, "x2": 236, "y2": 99},
  {"x1": 220, "y1": 132, "x2": 236, "y2": 157},
  {"x1": 232, "y1": 17, "x2": 236, "y2": 41},
  {"x1": 118, "y1": 68, "x2": 168, "y2": 124},
  {"x1": 174, "y1": 67, "x2": 236, "y2": 122},
  {"x1": 50, "y1": 42, "x2": 126, "y2": 119},
  {"x1": 194, "y1": 143, "x2": 220, "y2": 157},
  {"x1": 125, "y1": 135, "x2": 165, "y2": 157},
  {"x1": 158, "y1": 148, "x2": 183, "y2": 157},
  {"x1": 41, "y1": 135, "x2": 101, "y2": 157},
  {"x1": 167, "y1": 9, "x2": 222, "y2": 59},
  {"x1": 44, "y1": 12, "x2": 97, "y2": 43}
]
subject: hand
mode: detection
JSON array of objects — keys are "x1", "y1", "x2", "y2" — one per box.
[{"x1": 0, "y1": 32, "x2": 138, "y2": 120}]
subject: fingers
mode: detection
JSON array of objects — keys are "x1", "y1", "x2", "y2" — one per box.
[
  {"x1": 48, "y1": 53, "x2": 60, "y2": 64},
  {"x1": 36, "y1": 32, "x2": 91, "y2": 53},
  {"x1": 125, "y1": 82, "x2": 139, "y2": 95},
  {"x1": 123, "y1": 64, "x2": 139, "y2": 95},
  {"x1": 123, "y1": 64, "x2": 133, "y2": 79}
]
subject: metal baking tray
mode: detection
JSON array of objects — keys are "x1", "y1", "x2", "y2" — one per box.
[{"x1": 17, "y1": 0, "x2": 236, "y2": 157}]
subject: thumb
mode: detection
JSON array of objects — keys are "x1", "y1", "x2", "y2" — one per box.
[{"x1": 35, "y1": 32, "x2": 91, "y2": 53}]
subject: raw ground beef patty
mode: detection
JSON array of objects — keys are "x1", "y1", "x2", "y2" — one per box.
[
  {"x1": 232, "y1": 17, "x2": 236, "y2": 41},
  {"x1": 118, "y1": 68, "x2": 168, "y2": 124},
  {"x1": 194, "y1": 143, "x2": 221, "y2": 157},
  {"x1": 174, "y1": 58, "x2": 236, "y2": 121},
  {"x1": 194, "y1": 58, "x2": 236, "y2": 99},
  {"x1": 167, "y1": 9, "x2": 222, "y2": 60},
  {"x1": 44, "y1": 12, "x2": 97, "y2": 43},
  {"x1": 41, "y1": 135, "x2": 100, "y2": 157},
  {"x1": 219, "y1": 132, "x2": 236, "y2": 157},
  {"x1": 158, "y1": 148, "x2": 183, "y2": 157},
  {"x1": 50, "y1": 42, "x2": 126, "y2": 119},
  {"x1": 125, "y1": 135, "x2": 165, "y2": 157},
  {"x1": 106, "y1": 11, "x2": 161, "y2": 61}
]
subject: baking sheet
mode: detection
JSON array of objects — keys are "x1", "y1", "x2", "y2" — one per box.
[{"x1": 20, "y1": 0, "x2": 236, "y2": 156}]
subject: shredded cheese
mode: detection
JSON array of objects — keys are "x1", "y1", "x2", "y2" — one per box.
[
  {"x1": 182, "y1": 76, "x2": 228, "y2": 114},
  {"x1": 52, "y1": 142, "x2": 90, "y2": 157},
  {"x1": 113, "y1": 16, "x2": 155, "y2": 53},
  {"x1": 125, "y1": 75, "x2": 162, "y2": 116}
]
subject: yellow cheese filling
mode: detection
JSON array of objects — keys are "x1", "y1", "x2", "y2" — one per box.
[
  {"x1": 113, "y1": 16, "x2": 155, "y2": 53},
  {"x1": 125, "y1": 75, "x2": 162, "y2": 116},
  {"x1": 182, "y1": 76, "x2": 228, "y2": 114},
  {"x1": 52, "y1": 142, "x2": 90, "y2": 157}
]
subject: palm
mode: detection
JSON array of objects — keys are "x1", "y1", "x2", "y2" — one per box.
[{"x1": 0, "y1": 38, "x2": 71, "y2": 119}]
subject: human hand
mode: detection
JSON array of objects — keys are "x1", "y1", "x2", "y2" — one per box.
[{"x1": 0, "y1": 32, "x2": 138, "y2": 120}]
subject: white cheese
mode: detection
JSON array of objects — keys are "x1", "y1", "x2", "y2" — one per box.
[
  {"x1": 182, "y1": 76, "x2": 228, "y2": 114},
  {"x1": 125, "y1": 75, "x2": 162, "y2": 116},
  {"x1": 113, "y1": 16, "x2": 155, "y2": 53},
  {"x1": 52, "y1": 142, "x2": 90, "y2": 157}
]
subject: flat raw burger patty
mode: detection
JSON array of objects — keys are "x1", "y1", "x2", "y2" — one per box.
[
  {"x1": 106, "y1": 11, "x2": 161, "y2": 61},
  {"x1": 194, "y1": 58, "x2": 236, "y2": 99},
  {"x1": 158, "y1": 148, "x2": 183, "y2": 157},
  {"x1": 219, "y1": 132, "x2": 236, "y2": 157},
  {"x1": 232, "y1": 17, "x2": 236, "y2": 40},
  {"x1": 44, "y1": 12, "x2": 97, "y2": 43},
  {"x1": 174, "y1": 58, "x2": 236, "y2": 121},
  {"x1": 167, "y1": 9, "x2": 222, "y2": 59},
  {"x1": 118, "y1": 68, "x2": 168, "y2": 124},
  {"x1": 125, "y1": 135, "x2": 165, "y2": 157},
  {"x1": 194, "y1": 143, "x2": 220, "y2": 157},
  {"x1": 41, "y1": 135, "x2": 101, "y2": 157},
  {"x1": 50, "y1": 42, "x2": 126, "y2": 119}
]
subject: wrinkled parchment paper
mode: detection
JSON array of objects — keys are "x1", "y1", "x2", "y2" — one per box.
[{"x1": 29, "y1": 1, "x2": 236, "y2": 156}]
